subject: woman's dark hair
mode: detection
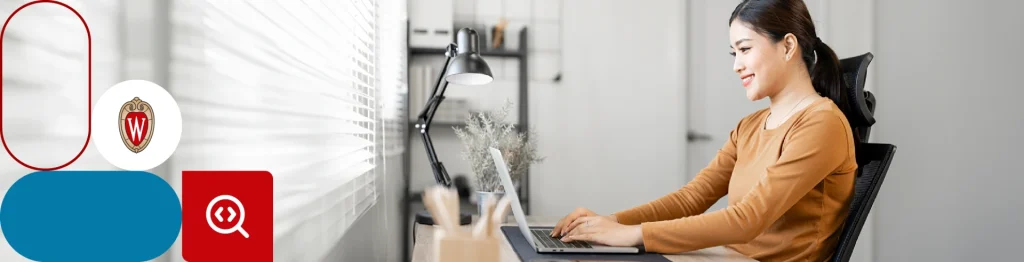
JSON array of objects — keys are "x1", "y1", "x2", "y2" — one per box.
[{"x1": 729, "y1": 0, "x2": 851, "y2": 118}]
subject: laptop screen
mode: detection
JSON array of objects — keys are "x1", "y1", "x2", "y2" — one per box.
[{"x1": 488, "y1": 147, "x2": 537, "y2": 249}]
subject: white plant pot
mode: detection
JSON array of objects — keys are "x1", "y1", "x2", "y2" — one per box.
[{"x1": 476, "y1": 191, "x2": 509, "y2": 224}]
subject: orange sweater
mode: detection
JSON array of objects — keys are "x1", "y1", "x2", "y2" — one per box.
[{"x1": 614, "y1": 97, "x2": 857, "y2": 261}]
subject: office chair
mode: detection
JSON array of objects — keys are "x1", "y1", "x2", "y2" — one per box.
[
  {"x1": 831, "y1": 52, "x2": 898, "y2": 262},
  {"x1": 839, "y1": 52, "x2": 877, "y2": 142}
]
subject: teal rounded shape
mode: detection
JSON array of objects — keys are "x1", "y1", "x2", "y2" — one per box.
[{"x1": 0, "y1": 171, "x2": 181, "y2": 261}]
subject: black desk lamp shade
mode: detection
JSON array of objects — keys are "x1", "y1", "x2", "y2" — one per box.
[
  {"x1": 446, "y1": 28, "x2": 493, "y2": 85},
  {"x1": 414, "y1": 28, "x2": 493, "y2": 226}
]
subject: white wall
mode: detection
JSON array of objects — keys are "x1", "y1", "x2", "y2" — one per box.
[
  {"x1": 531, "y1": 0, "x2": 688, "y2": 216},
  {"x1": 873, "y1": 0, "x2": 1024, "y2": 261}
]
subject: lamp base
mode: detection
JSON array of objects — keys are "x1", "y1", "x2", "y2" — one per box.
[{"x1": 415, "y1": 210, "x2": 473, "y2": 225}]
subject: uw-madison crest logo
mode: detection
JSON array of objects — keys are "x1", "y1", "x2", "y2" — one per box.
[{"x1": 119, "y1": 97, "x2": 155, "y2": 153}]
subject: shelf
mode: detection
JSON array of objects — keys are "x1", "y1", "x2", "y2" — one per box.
[
  {"x1": 408, "y1": 121, "x2": 519, "y2": 132},
  {"x1": 409, "y1": 47, "x2": 526, "y2": 58},
  {"x1": 409, "y1": 121, "x2": 464, "y2": 130}
]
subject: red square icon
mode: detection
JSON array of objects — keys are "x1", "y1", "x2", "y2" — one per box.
[{"x1": 183, "y1": 171, "x2": 273, "y2": 261}]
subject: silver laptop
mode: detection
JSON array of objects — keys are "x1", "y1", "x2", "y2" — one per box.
[{"x1": 489, "y1": 147, "x2": 639, "y2": 254}]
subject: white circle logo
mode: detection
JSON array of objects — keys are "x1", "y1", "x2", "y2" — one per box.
[{"x1": 92, "y1": 80, "x2": 181, "y2": 171}]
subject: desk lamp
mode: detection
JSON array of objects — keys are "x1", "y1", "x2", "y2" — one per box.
[{"x1": 415, "y1": 28, "x2": 493, "y2": 226}]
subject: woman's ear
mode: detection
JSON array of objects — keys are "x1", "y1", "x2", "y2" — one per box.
[{"x1": 782, "y1": 33, "x2": 799, "y2": 61}]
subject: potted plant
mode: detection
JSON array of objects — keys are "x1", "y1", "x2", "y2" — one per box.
[{"x1": 453, "y1": 100, "x2": 542, "y2": 219}]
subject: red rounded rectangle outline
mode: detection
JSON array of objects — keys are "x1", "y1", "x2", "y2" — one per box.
[{"x1": 0, "y1": 0, "x2": 92, "y2": 171}]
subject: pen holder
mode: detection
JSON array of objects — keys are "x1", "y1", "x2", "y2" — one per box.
[
  {"x1": 423, "y1": 185, "x2": 511, "y2": 262},
  {"x1": 434, "y1": 229, "x2": 500, "y2": 262}
]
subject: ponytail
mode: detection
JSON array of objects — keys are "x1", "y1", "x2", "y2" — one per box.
[
  {"x1": 810, "y1": 38, "x2": 859, "y2": 141},
  {"x1": 808, "y1": 38, "x2": 852, "y2": 119}
]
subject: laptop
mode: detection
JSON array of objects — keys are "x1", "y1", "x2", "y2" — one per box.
[{"x1": 489, "y1": 147, "x2": 640, "y2": 254}]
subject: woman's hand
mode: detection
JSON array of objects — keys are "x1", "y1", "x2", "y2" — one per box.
[
  {"x1": 561, "y1": 216, "x2": 643, "y2": 247},
  {"x1": 551, "y1": 207, "x2": 600, "y2": 237}
]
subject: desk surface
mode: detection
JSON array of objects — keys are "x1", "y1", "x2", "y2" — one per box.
[{"x1": 412, "y1": 216, "x2": 756, "y2": 262}]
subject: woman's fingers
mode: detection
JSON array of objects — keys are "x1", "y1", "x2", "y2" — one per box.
[
  {"x1": 553, "y1": 213, "x2": 578, "y2": 237},
  {"x1": 561, "y1": 233, "x2": 594, "y2": 243},
  {"x1": 553, "y1": 207, "x2": 596, "y2": 237},
  {"x1": 557, "y1": 212, "x2": 586, "y2": 236},
  {"x1": 551, "y1": 217, "x2": 566, "y2": 237},
  {"x1": 564, "y1": 216, "x2": 593, "y2": 236}
]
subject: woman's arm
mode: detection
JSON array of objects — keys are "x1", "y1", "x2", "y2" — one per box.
[
  {"x1": 634, "y1": 112, "x2": 854, "y2": 254},
  {"x1": 612, "y1": 125, "x2": 740, "y2": 225}
]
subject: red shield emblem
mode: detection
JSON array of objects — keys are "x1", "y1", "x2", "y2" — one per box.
[{"x1": 119, "y1": 97, "x2": 155, "y2": 153}]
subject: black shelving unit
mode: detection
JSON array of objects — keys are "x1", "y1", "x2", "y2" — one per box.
[
  {"x1": 410, "y1": 47, "x2": 525, "y2": 58},
  {"x1": 401, "y1": 25, "x2": 530, "y2": 261}
]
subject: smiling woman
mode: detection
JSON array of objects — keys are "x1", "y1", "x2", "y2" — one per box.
[{"x1": 552, "y1": 0, "x2": 859, "y2": 261}]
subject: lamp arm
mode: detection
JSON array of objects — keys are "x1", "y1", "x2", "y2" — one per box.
[
  {"x1": 419, "y1": 125, "x2": 451, "y2": 187},
  {"x1": 417, "y1": 44, "x2": 458, "y2": 187},
  {"x1": 424, "y1": 81, "x2": 450, "y2": 128},
  {"x1": 417, "y1": 44, "x2": 457, "y2": 121}
]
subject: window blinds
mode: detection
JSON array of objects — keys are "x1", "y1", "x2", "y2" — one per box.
[
  {"x1": 169, "y1": 0, "x2": 385, "y2": 259},
  {"x1": 379, "y1": 0, "x2": 408, "y2": 158}
]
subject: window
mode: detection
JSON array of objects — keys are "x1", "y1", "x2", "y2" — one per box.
[{"x1": 169, "y1": 0, "x2": 401, "y2": 260}]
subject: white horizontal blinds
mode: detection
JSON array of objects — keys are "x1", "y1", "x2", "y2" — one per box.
[
  {"x1": 379, "y1": 0, "x2": 408, "y2": 157},
  {"x1": 0, "y1": 0, "x2": 119, "y2": 175},
  {"x1": 169, "y1": 0, "x2": 379, "y2": 258}
]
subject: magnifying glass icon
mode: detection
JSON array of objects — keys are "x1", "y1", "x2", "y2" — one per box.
[{"x1": 206, "y1": 195, "x2": 249, "y2": 238}]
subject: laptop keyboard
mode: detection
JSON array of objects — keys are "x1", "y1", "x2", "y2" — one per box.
[{"x1": 530, "y1": 229, "x2": 593, "y2": 249}]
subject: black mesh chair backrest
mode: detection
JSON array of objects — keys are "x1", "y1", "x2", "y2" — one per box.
[
  {"x1": 830, "y1": 52, "x2": 898, "y2": 262},
  {"x1": 832, "y1": 143, "x2": 896, "y2": 262},
  {"x1": 838, "y1": 52, "x2": 876, "y2": 142}
]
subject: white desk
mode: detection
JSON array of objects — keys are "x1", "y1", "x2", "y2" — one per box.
[{"x1": 411, "y1": 216, "x2": 757, "y2": 262}]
